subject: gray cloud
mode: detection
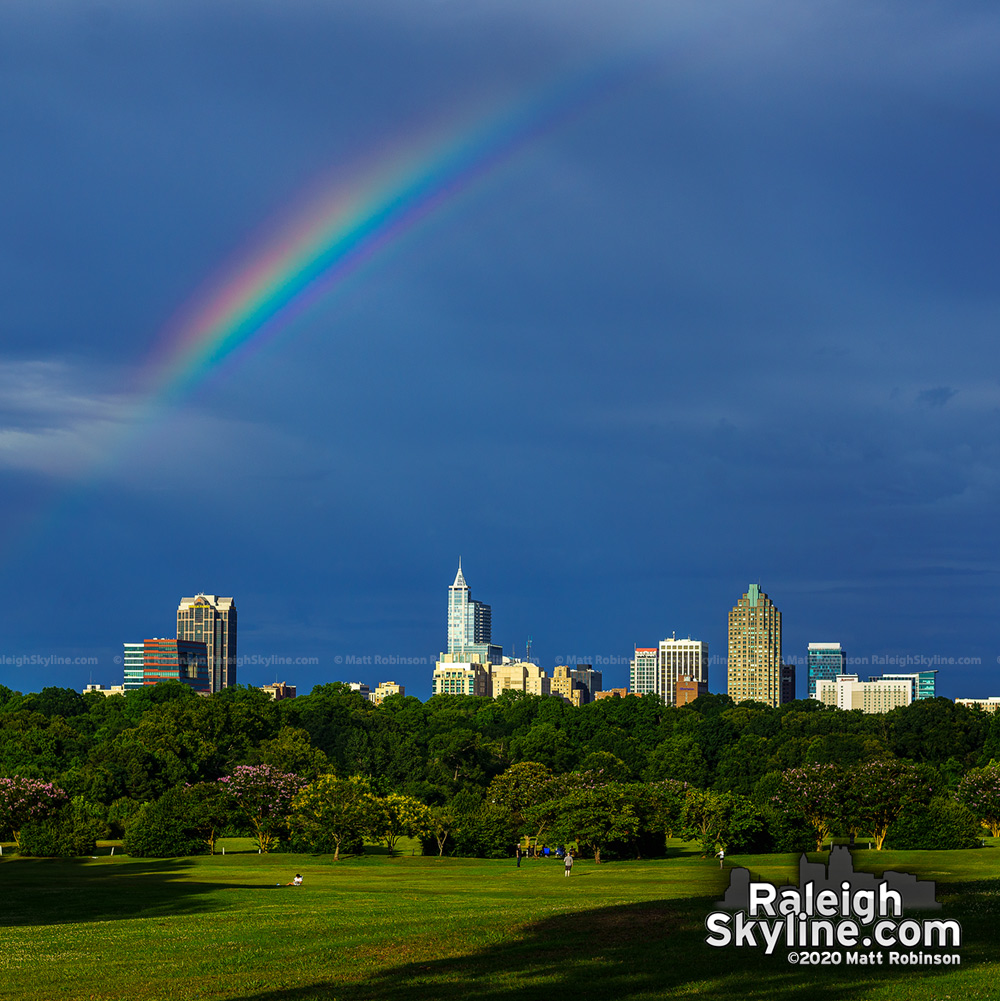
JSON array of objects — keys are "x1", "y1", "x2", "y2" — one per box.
[{"x1": 917, "y1": 386, "x2": 958, "y2": 408}]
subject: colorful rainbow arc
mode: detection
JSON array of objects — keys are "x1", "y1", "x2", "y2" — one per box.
[
  {"x1": 142, "y1": 63, "x2": 627, "y2": 413},
  {"x1": 1, "y1": 63, "x2": 632, "y2": 568}
]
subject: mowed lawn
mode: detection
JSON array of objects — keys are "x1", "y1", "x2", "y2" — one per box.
[{"x1": 1, "y1": 840, "x2": 998, "y2": 1001}]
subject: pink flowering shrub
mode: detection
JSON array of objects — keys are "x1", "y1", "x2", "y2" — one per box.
[
  {"x1": 219, "y1": 764, "x2": 306, "y2": 852},
  {"x1": 0, "y1": 776, "x2": 69, "y2": 851}
]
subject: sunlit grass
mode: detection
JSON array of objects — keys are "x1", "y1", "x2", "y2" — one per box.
[{"x1": 0, "y1": 839, "x2": 997, "y2": 1001}]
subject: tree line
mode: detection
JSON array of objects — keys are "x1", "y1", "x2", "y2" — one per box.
[{"x1": 1, "y1": 682, "x2": 999, "y2": 858}]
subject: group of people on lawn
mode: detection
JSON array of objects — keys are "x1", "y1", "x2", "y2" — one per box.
[{"x1": 515, "y1": 844, "x2": 574, "y2": 875}]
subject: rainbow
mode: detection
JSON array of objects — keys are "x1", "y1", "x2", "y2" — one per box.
[
  {"x1": 0, "y1": 63, "x2": 631, "y2": 566},
  {"x1": 140, "y1": 63, "x2": 628, "y2": 412}
]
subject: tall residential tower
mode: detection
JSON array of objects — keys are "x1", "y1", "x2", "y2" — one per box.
[{"x1": 728, "y1": 583, "x2": 784, "y2": 707}]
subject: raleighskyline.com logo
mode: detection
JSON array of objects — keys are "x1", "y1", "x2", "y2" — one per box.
[{"x1": 705, "y1": 847, "x2": 961, "y2": 967}]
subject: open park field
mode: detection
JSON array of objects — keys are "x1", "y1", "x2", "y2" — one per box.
[{"x1": 1, "y1": 840, "x2": 997, "y2": 1001}]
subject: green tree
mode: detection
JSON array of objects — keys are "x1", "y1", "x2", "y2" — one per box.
[
  {"x1": 714, "y1": 735, "x2": 771, "y2": 795},
  {"x1": 884, "y1": 797, "x2": 983, "y2": 850},
  {"x1": 370, "y1": 792, "x2": 433, "y2": 853},
  {"x1": 250, "y1": 726, "x2": 329, "y2": 780},
  {"x1": 426, "y1": 805, "x2": 457, "y2": 856},
  {"x1": 848, "y1": 759, "x2": 934, "y2": 850},
  {"x1": 485, "y1": 761, "x2": 554, "y2": 827},
  {"x1": 887, "y1": 699, "x2": 986, "y2": 767},
  {"x1": 541, "y1": 784, "x2": 640, "y2": 863},
  {"x1": 769, "y1": 764, "x2": 843, "y2": 851},
  {"x1": 184, "y1": 782, "x2": 235, "y2": 854},
  {"x1": 290, "y1": 775, "x2": 377, "y2": 860},
  {"x1": 637, "y1": 779, "x2": 689, "y2": 839},
  {"x1": 956, "y1": 763, "x2": 1000, "y2": 836},
  {"x1": 643, "y1": 735, "x2": 709, "y2": 786},
  {"x1": 18, "y1": 801, "x2": 102, "y2": 857},
  {"x1": 123, "y1": 787, "x2": 211, "y2": 858},
  {"x1": 509, "y1": 723, "x2": 577, "y2": 773},
  {"x1": 681, "y1": 788, "x2": 733, "y2": 854}
]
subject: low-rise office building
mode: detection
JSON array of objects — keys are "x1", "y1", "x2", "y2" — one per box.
[
  {"x1": 492, "y1": 660, "x2": 550, "y2": 697},
  {"x1": 82, "y1": 683, "x2": 126, "y2": 697},
  {"x1": 675, "y1": 674, "x2": 708, "y2": 706},
  {"x1": 141, "y1": 638, "x2": 210, "y2": 694},
  {"x1": 955, "y1": 697, "x2": 1000, "y2": 713},
  {"x1": 432, "y1": 661, "x2": 492, "y2": 697},
  {"x1": 372, "y1": 681, "x2": 405, "y2": 704},
  {"x1": 593, "y1": 688, "x2": 630, "y2": 701},
  {"x1": 260, "y1": 681, "x2": 296, "y2": 700}
]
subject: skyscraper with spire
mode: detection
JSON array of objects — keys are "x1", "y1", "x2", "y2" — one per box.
[
  {"x1": 432, "y1": 562, "x2": 502, "y2": 697},
  {"x1": 447, "y1": 561, "x2": 501, "y2": 664}
]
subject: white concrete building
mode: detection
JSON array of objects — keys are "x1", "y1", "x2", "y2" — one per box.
[
  {"x1": 657, "y1": 636, "x2": 708, "y2": 706},
  {"x1": 630, "y1": 648, "x2": 658, "y2": 695}
]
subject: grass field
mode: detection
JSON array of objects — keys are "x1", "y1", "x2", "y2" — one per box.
[{"x1": 1, "y1": 839, "x2": 997, "y2": 1001}]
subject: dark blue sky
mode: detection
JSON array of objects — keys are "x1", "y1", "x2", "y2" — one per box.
[{"x1": 2, "y1": 0, "x2": 999, "y2": 699}]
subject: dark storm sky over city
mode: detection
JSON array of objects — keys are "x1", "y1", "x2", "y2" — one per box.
[{"x1": 1, "y1": 0, "x2": 999, "y2": 699}]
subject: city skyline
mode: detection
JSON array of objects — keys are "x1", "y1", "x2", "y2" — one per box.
[
  {"x1": 1, "y1": 3, "x2": 998, "y2": 702},
  {"x1": 3, "y1": 562, "x2": 990, "y2": 703}
]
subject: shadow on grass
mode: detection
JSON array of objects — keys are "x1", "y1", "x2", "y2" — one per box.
[
  {"x1": 227, "y1": 886, "x2": 996, "y2": 1001},
  {"x1": 662, "y1": 841, "x2": 706, "y2": 861},
  {"x1": 0, "y1": 856, "x2": 279, "y2": 928}
]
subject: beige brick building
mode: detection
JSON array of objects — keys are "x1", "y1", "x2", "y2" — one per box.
[
  {"x1": 550, "y1": 665, "x2": 585, "y2": 706},
  {"x1": 372, "y1": 681, "x2": 404, "y2": 704},
  {"x1": 491, "y1": 660, "x2": 550, "y2": 697}
]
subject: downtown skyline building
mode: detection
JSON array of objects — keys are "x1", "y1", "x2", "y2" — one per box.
[
  {"x1": 872, "y1": 670, "x2": 937, "y2": 701},
  {"x1": 630, "y1": 639, "x2": 707, "y2": 704},
  {"x1": 816, "y1": 673, "x2": 912, "y2": 713},
  {"x1": 807, "y1": 642, "x2": 847, "y2": 698},
  {"x1": 123, "y1": 641, "x2": 145, "y2": 691},
  {"x1": 630, "y1": 647, "x2": 658, "y2": 695},
  {"x1": 433, "y1": 562, "x2": 502, "y2": 698},
  {"x1": 141, "y1": 638, "x2": 210, "y2": 694},
  {"x1": 728, "y1": 583, "x2": 787, "y2": 707},
  {"x1": 177, "y1": 594, "x2": 237, "y2": 693},
  {"x1": 657, "y1": 636, "x2": 708, "y2": 706},
  {"x1": 447, "y1": 562, "x2": 502, "y2": 666}
]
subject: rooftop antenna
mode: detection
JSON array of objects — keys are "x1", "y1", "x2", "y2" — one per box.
[{"x1": 526, "y1": 636, "x2": 532, "y2": 663}]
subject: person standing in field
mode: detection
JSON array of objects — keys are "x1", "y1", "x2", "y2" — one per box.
[
  {"x1": 516, "y1": 845, "x2": 522, "y2": 868},
  {"x1": 564, "y1": 852, "x2": 573, "y2": 877}
]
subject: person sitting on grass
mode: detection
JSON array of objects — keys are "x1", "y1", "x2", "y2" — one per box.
[{"x1": 287, "y1": 874, "x2": 303, "y2": 886}]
